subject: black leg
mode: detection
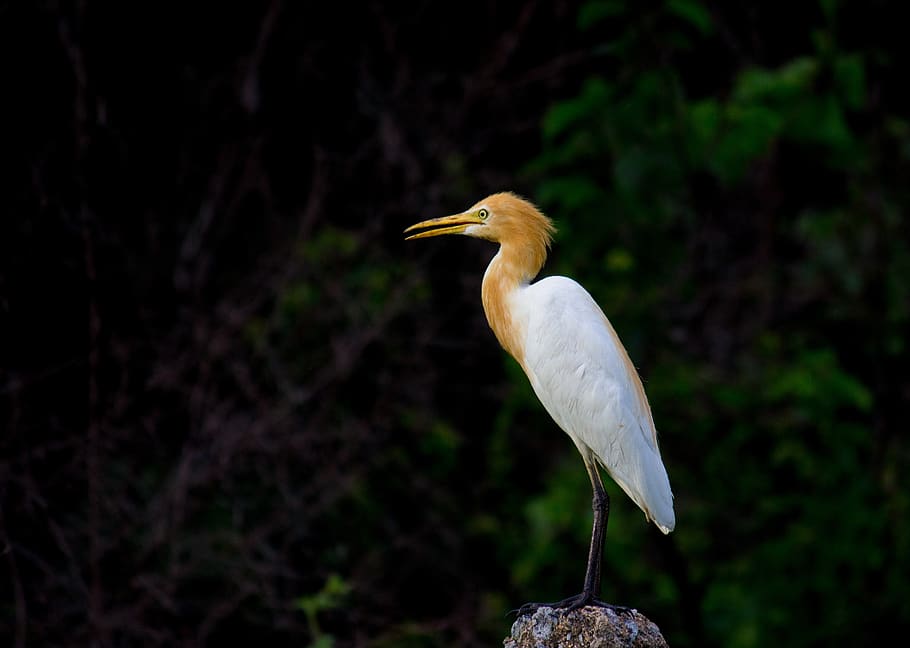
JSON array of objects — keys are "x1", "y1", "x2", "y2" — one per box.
[
  {"x1": 515, "y1": 453, "x2": 629, "y2": 617},
  {"x1": 582, "y1": 457, "x2": 608, "y2": 600}
]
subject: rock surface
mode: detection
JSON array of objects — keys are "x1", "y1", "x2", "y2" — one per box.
[{"x1": 503, "y1": 605, "x2": 668, "y2": 648}]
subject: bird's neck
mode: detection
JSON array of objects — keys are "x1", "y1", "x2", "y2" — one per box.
[{"x1": 481, "y1": 242, "x2": 544, "y2": 366}]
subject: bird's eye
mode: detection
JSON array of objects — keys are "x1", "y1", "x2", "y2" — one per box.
[{"x1": 478, "y1": 208, "x2": 489, "y2": 220}]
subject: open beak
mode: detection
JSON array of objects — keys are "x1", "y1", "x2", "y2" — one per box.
[{"x1": 404, "y1": 212, "x2": 484, "y2": 240}]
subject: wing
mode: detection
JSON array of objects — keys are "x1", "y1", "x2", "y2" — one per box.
[{"x1": 513, "y1": 276, "x2": 674, "y2": 533}]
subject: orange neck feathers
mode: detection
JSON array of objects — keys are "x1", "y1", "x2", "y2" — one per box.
[
  {"x1": 477, "y1": 194, "x2": 555, "y2": 365},
  {"x1": 474, "y1": 193, "x2": 554, "y2": 281}
]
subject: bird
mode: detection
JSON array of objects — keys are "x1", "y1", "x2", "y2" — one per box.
[{"x1": 404, "y1": 192, "x2": 674, "y2": 614}]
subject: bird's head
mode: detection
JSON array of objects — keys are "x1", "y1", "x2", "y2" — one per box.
[{"x1": 404, "y1": 192, "x2": 556, "y2": 252}]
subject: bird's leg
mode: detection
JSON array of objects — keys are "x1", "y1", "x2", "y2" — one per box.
[
  {"x1": 515, "y1": 456, "x2": 630, "y2": 617},
  {"x1": 583, "y1": 460, "x2": 608, "y2": 600}
]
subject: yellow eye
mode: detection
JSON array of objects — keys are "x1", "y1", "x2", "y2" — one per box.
[{"x1": 478, "y1": 208, "x2": 489, "y2": 220}]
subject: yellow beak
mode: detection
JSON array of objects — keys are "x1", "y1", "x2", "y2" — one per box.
[{"x1": 404, "y1": 213, "x2": 485, "y2": 240}]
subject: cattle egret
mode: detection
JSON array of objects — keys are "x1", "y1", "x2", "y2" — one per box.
[{"x1": 405, "y1": 192, "x2": 674, "y2": 614}]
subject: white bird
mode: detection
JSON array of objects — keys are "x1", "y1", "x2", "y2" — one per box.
[{"x1": 405, "y1": 192, "x2": 674, "y2": 614}]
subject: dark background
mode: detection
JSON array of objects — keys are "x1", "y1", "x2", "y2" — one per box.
[{"x1": 2, "y1": 1, "x2": 909, "y2": 646}]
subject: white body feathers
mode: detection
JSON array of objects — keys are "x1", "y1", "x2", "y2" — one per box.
[{"x1": 508, "y1": 274, "x2": 675, "y2": 533}]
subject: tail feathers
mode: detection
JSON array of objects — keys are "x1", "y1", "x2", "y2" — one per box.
[
  {"x1": 603, "y1": 445, "x2": 675, "y2": 534},
  {"x1": 652, "y1": 511, "x2": 675, "y2": 535},
  {"x1": 643, "y1": 460, "x2": 675, "y2": 534}
]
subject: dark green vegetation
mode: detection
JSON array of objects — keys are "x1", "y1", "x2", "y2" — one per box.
[{"x1": 2, "y1": 1, "x2": 908, "y2": 646}]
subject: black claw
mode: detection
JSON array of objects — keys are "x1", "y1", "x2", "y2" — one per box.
[{"x1": 512, "y1": 593, "x2": 632, "y2": 617}]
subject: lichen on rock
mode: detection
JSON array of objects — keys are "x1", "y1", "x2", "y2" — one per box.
[{"x1": 503, "y1": 605, "x2": 668, "y2": 648}]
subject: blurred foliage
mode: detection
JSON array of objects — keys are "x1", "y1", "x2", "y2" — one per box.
[
  {"x1": 3, "y1": 1, "x2": 909, "y2": 647},
  {"x1": 297, "y1": 573, "x2": 352, "y2": 647},
  {"x1": 517, "y1": 0, "x2": 910, "y2": 645}
]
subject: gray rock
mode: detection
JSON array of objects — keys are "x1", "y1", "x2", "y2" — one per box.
[{"x1": 504, "y1": 605, "x2": 668, "y2": 648}]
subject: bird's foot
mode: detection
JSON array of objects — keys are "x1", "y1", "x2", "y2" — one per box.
[{"x1": 513, "y1": 592, "x2": 632, "y2": 617}]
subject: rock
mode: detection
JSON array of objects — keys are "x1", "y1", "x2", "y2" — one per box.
[{"x1": 503, "y1": 605, "x2": 669, "y2": 648}]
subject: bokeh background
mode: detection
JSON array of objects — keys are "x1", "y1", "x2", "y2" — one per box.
[{"x1": 3, "y1": 1, "x2": 909, "y2": 646}]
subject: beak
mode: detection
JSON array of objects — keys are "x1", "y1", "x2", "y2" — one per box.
[{"x1": 404, "y1": 212, "x2": 484, "y2": 240}]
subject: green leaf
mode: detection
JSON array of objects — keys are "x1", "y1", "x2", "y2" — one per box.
[
  {"x1": 833, "y1": 54, "x2": 865, "y2": 109},
  {"x1": 706, "y1": 104, "x2": 782, "y2": 183},
  {"x1": 666, "y1": 0, "x2": 714, "y2": 34},
  {"x1": 297, "y1": 575, "x2": 349, "y2": 614},
  {"x1": 788, "y1": 95, "x2": 853, "y2": 153},
  {"x1": 605, "y1": 247, "x2": 635, "y2": 272},
  {"x1": 542, "y1": 78, "x2": 612, "y2": 141},
  {"x1": 577, "y1": 0, "x2": 627, "y2": 30},
  {"x1": 296, "y1": 576, "x2": 346, "y2": 645},
  {"x1": 536, "y1": 177, "x2": 606, "y2": 213},
  {"x1": 733, "y1": 58, "x2": 817, "y2": 104}
]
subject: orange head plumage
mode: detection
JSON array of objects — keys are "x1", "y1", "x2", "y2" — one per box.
[{"x1": 404, "y1": 192, "x2": 556, "y2": 280}]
